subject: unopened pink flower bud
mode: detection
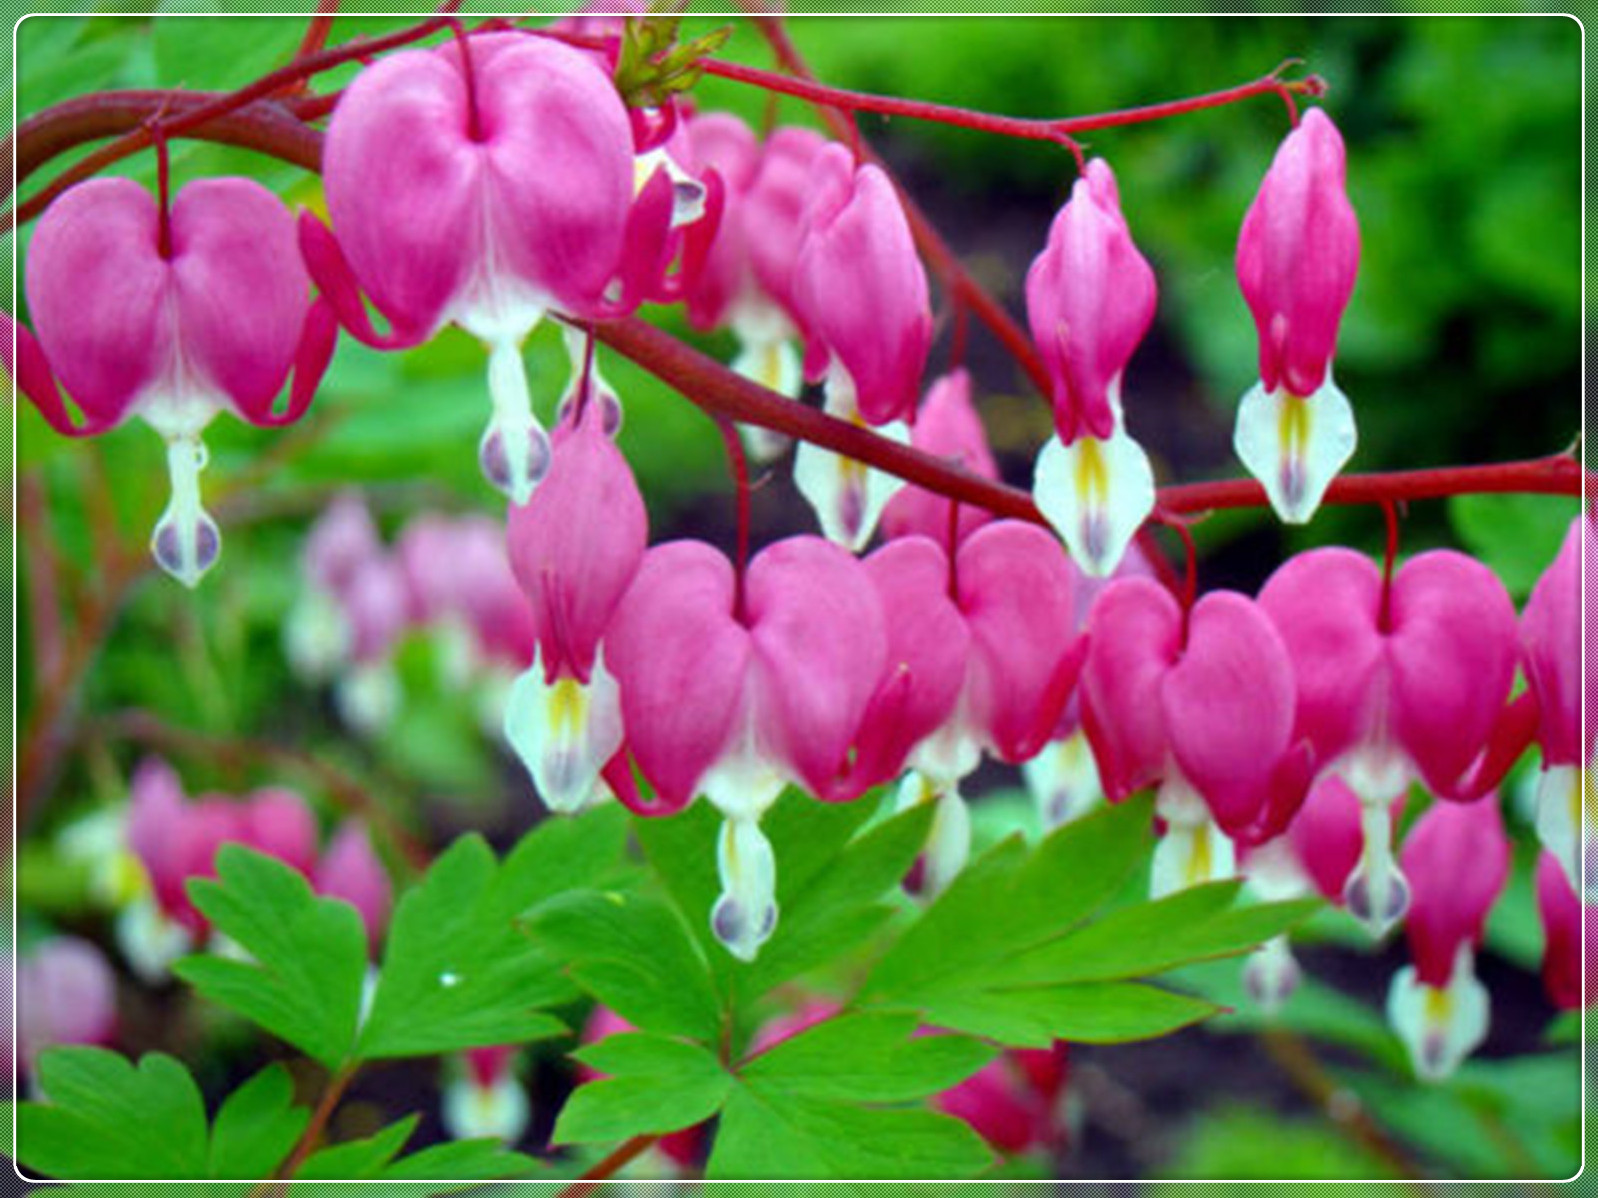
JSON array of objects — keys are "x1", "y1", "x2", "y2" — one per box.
[
  {"x1": 1233, "y1": 109, "x2": 1361, "y2": 524},
  {"x1": 12, "y1": 937, "x2": 119, "y2": 1077}
]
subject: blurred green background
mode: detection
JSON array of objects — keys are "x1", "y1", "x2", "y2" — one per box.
[{"x1": 9, "y1": 13, "x2": 1584, "y2": 1183}]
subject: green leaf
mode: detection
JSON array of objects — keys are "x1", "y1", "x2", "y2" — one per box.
[
  {"x1": 176, "y1": 846, "x2": 367, "y2": 1068},
  {"x1": 373, "y1": 1140, "x2": 543, "y2": 1193},
  {"x1": 983, "y1": 884, "x2": 1321, "y2": 987},
  {"x1": 743, "y1": 802, "x2": 934, "y2": 998},
  {"x1": 500, "y1": 802, "x2": 631, "y2": 911},
  {"x1": 740, "y1": 1013, "x2": 993, "y2": 1104},
  {"x1": 15, "y1": 1049, "x2": 209, "y2": 1180},
  {"x1": 291, "y1": 1116, "x2": 418, "y2": 1183},
  {"x1": 524, "y1": 889, "x2": 723, "y2": 1042},
  {"x1": 913, "y1": 981, "x2": 1221, "y2": 1048},
  {"x1": 863, "y1": 793, "x2": 1154, "y2": 1003},
  {"x1": 358, "y1": 834, "x2": 571, "y2": 1059},
  {"x1": 709, "y1": 1088, "x2": 993, "y2": 1181},
  {"x1": 1448, "y1": 492, "x2": 1577, "y2": 601},
  {"x1": 207, "y1": 1065, "x2": 308, "y2": 1181},
  {"x1": 555, "y1": 1033, "x2": 731, "y2": 1144},
  {"x1": 152, "y1": 15, "x2": 303, "y2": 91}
]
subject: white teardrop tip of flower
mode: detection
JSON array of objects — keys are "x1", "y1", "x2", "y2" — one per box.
[
  {"x1": 151, "y1": 436, "x2": 220, "y2": 587},
  {"x1": 794, "y1": 427, "x2": 909, "y2": 553},
  {"x1": 115, "y1": 897, "x2": 194, "y2": 986},
  {"x1": 481, "y1": 339, "x2": 552, "y2": 506},
  {"x1": 711, "y1": 815, "x2": 778, "y2": 962},
  {"x1": 1534, "y1": 764, "x2": 1597, "y2": 902},
  {"x1": 1033, "y1": 428, "x2": 1155, "y2": 578},
  {"x1": 503, "y1": 650, "x2": 624, "y2": 815},
  {"x1": 442, "y1": 1072, "x2": 531, "y2": 1145},
  {"x1": 1151, "y1": 777, "x2": 1237, "y2": 898},
  {"x1": 1233, "y1": 377, "x2": 1356, "y2": 525},
  {"x1": 1387, "y1": 946, "x2": 1489, "y2": 1082},
  {"x1": 335, "y1": 662, "x2": 401, "y2": 738},
  {"x1": 1023, "y1": 729, "x2": 1105, "y2": 830},
  {"x1": 1344, "y1": 798, "x2": 1411, "y2": 939},
  {"x1": 1243, "y1": 935, "x2": 1301, "y2": 1015},
  {"x1": 731, "y1": 335, "x2": 800, "y2": 462}
]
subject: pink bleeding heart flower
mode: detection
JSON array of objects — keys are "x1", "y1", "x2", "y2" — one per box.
[
  {"x1": 10, "y1": 937, "x2": 119, "y2": 1079},
  {"x1": 504, "y1": 400, "x2": 648, "y2": 814},
  {"x1": 1258, "y1": 547, "x2": 1518, "y2": 936},
  {"x1": 680, "y1": 113, "x2": 803, "y2": 461},
  {"x1": 305, "y1": 491, "x2": 385, "y2": 598},
  {"x1": 442, "y1": 1044, "x2": 530, "y2": 1145},
  {"x1": 790, "y1": 146, "x2": 932, "y2": 550},
  {"x1": 880, "y1": 369, "x2": 999, "y2": 549},
  {"x1": 6, "y1": 177, "x2": 334, "y2": 586},
  {"x1": 935, "y1": 1043, "x2": 1072, "y2": 1156},
  {"x1": 1520, "y1": 514, "x2": 1597, "y2": 897},
  {"x1": 1025, "y1": 158, "x2": 1158, "y2": 578},
  {"x1": 398, "y1": 514, "x2": 536, "y2": 671},
  {"x1": 306, "y1": 33, "x2": 658, "y2": 505},
  {"x1": 1535, "y1": 851, "x2": 1593, "y2": 1011},
  {"x1": 895, "y1": 521, "x2": 1084, "y2": 896},
  {"x1": 681, "y1": 113, "x2": 764, "y2": 334},
  {"x1": 1233, "y1": 109, "x2": 1361, "y2": 524},
  {"x1": 1287, "y1": 774, "x2": 1374, "y2": 905},
  {"x1": 1081, "y1": 579, "x2": 1309, "y2": 897},
  {"x1": 741, "y1": 126, "x2": 830, "y2": 330},
  {"x1": 1388, "y1": 796, "x2": 1509, "y2": 1081},
  {"x1": 607, "y1": 536, "x2": 886, "y2": 959},
  {"x1": 314, "y1": 821, "x2": 393, "y2": 950},
  {"x1": 829, "y1": 535, "x2": 971, "y2": 799},
  {"x1": 285, "y1": 492, "x2": 386, "y2": 687}
]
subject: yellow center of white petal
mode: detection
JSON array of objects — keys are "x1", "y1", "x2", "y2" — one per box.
[{"x1": 548, "y1": 676, "x2": 588, "y2": 739}]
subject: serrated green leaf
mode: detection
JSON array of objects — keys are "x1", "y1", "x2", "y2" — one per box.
[
  {"x1": 16, "y1": 1049, "x2": 209, "y2": 1180},
  {"x1": 862, "y1": 793, "x2": 1154, "y2": 1003},
  {"x1": 744, "y1": 801, "x2": 933, "y2": 997},
  {"x1": 556, "y1": 1033, "x2": 730, "y2": 1145},
  {"x1": 914, "y1": 981, "x2": 1221, "y2": 1048},
  {"x1": 372, "y1": 1140, "x2": 543, "y2": 1194},
  {"x1": 358, "y1": 835, "x2": 570, "y2": 1059},
  {"x1": 985, "y1": 885, "x2": 1321, "y2": 987},
  {"x1": 207, "y1": 1065, "x2": 308, "y2": 1181},
  {"x1": 525, "y1": 890, "x2": 723, "y2": 1042},
  {"x1": 177, "y1": 846, "x2": 367, "y2": 1068},
  {"x1": 291, "y1": 1116, "x2": 418, "y2": 1184},
  {"x1": 708, "y1": 1087, "x2": 993, "y2": 1180},
  {"x1": 500, "y1": 803, "x2": 631, "y2": 913},
  {"x1": 741, "y1": 1013, "x2": 992, "y2": 1104}
]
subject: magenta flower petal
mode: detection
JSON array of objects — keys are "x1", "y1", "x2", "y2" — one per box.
[
  {"x1": 1236, "y1": 109, "x2": 1360, "y2": 399},
  {"x1": 1535, "y1": 851, "x2": 1591, "y2": 1010},
  {"x1": 791, "y1": 151, "x2": 931, "y2": 427},
  {"x1": 1288, "y1": 774, "x2": 1368, "y2": 903},
  {"x1": 1400, "y1": 796, "x2": 1509, "y2": 987},
  {"x1": 1386, "y1": 551, "x2": 1519, "y2": 794},
  {"x1": 743, "y1": 126, "x2": 830, "y2": 325},
  {"x1": 608, "y1": 541, "x2": 751, "y2": 812},
  {"x1": 507, "y1": 403, "x2": 647, "y2": 684},
  {"x1": 746, "y1": 536, "x2": 887, "y2": 796},
  {"x1": 1522, "y1": 514, "x2": 1593, "y2": 768},
  {"x1": 127, "y1": 756, "x2": 190, "y2": 922},
  {"x1": 957, "y1": 522, "x2": 1081, "y2": 763},
  {"x1": 1161, "y1": 592, "x2": 1297, "y2": 838},
  {"x1": 239, "y1": 788, "x2": 320, "y2": 878},
  {"x1": 1080, "y1": 577, "x2": 1182, "y2": 801},
  {"x1": 1025, "y1": 158, "x2": 1156, "y2": 443},
  {"x1": 837, "y1": 536, "x2": 970, "y2": 795}
]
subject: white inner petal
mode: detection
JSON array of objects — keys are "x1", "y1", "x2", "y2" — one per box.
[
  {"x1": 1033, "y1": 408, "x2": 1155, "y2": 578},
  {"x1": 503, "y1": 648, "x2": 624, "y2": 815},
  {"x1": 1387, "y1": 944, "x2": 1489, "y2": 1082},
  {"x1": 1023, "y1": 728, "x2": 1105, "y2": 830},
  {"x1": 793, "y1": 367, "x2": 908, "y2": 552},
  {"x1": 1233, "y1": 376, "x2": 1357, "y2": 525}
]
